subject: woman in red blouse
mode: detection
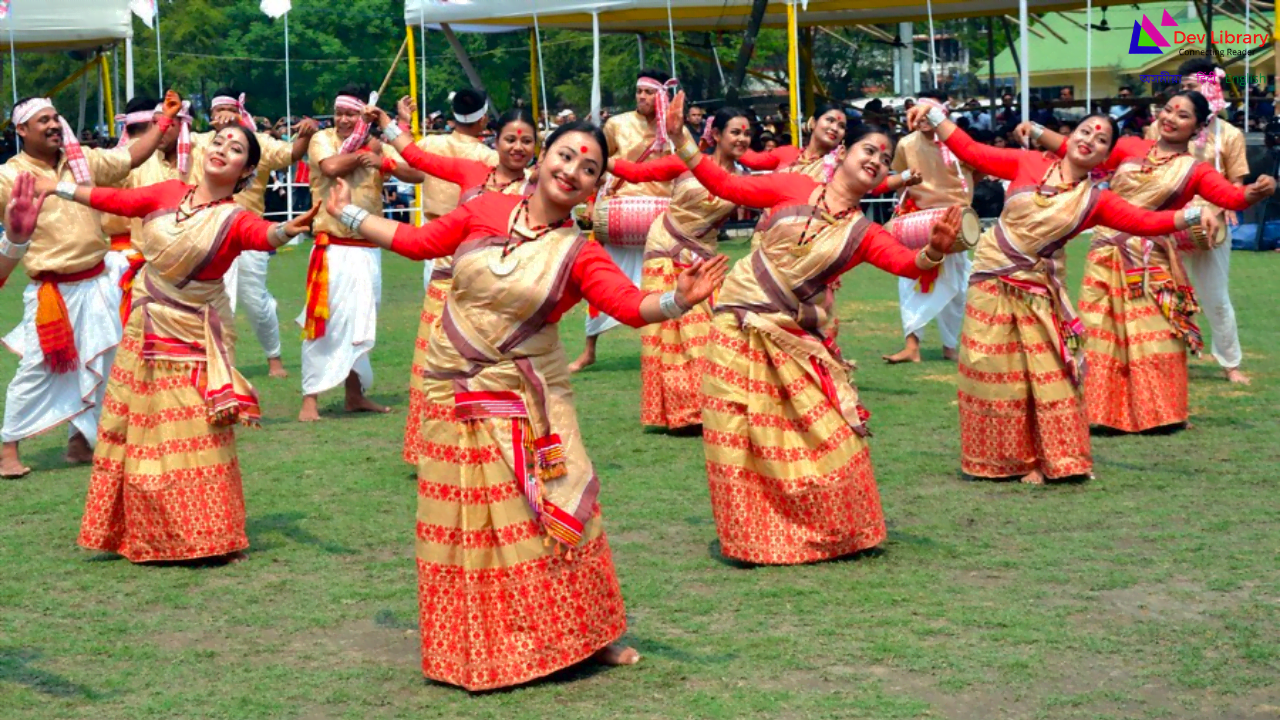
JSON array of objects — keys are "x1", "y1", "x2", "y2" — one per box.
[
  {"x1": 1023, "y1": 91, "x2": 1274, "y2": 433},
  {"x1": 34, "y1": 125, "x2": 318, "y2": 563},
  {"x1": 905, "y1": 101, "x2": 1215, "y2": 484},
  {"x1": 366, "y1": 103, "x2": 538, "y2": 465},
  {"x1": 659, "y1": 91, "x2": 966, "y2": 565},
  {"x1": 325, "y1": 120, "x2": 728, "y2": 690},
  {"x1": 738, "y1": 101, "x2": 849, "y2": 179}
]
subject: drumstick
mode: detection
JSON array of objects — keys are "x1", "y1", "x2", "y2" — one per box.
[{"x1": 374, "y1": 38, "x2": 410, "y2": 105}]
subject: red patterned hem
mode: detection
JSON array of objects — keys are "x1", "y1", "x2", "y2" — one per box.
[
  {"x1": 1083, "y1": 350, "x2": 1189, "y2": 432},
  {"x1": 403, "y1": 387, "x2": 427, "y2": 465}
]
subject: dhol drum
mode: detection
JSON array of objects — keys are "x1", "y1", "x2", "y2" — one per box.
[
  {"x1": 889, "y1": 206, "x2": 981, "y2": 251},
  {"x1": 1170, "y1": 222, "x2": 1227, "y2": 253},
  {"x1": 591, "y1": 196, "x2": 671, "y2": 247}
]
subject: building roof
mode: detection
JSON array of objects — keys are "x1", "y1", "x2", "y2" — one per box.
[{"x1": 985, "y1": 3, "x2": 1274, "y2": 78}]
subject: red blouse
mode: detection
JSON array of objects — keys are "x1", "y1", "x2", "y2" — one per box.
[
  {"x1": 611, "y1": 154, "x2": 688, "y2": 184},
  {"x1": 688, "y1": 156, "x2": 933, "y2": 281},
  {"x1": 398, "y1": 142, "x2": 494, "y2": 194},
  {"x1": 1054, "y1": 136, "x2": 1250, "y2": 211},
  {"x1": 390, "y1": 193, "x2": 649, "y2": 327},
  {"x1": 941, "y1": 127, "x2": 1186, "y2": 237},
  {"x1": 87, "y1": 180, "x2": 276, "y2": 281},
  {"x1": 739, "y1": 146, "x2": 802, "y2": 172}
]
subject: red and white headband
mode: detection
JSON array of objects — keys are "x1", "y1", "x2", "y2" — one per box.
[
  {"x1": 12, "y1": 98, "x2": 54, "y2": 126},
  {"x1": 211, "y1": 93, "x2": 255, "y2": 129},
  {"x1": 334, "y1": 95, "x2": 366, "y2": 113}
]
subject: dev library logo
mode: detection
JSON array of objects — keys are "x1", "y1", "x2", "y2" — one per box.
[{"x1": 1129, "y1": 9, "x2": 1271, "y2": 55}]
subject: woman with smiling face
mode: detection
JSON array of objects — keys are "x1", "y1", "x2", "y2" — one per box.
[
  {"x1": 606, "y1": 107, "x2": 753, "y2": 431},
  {"x1": 906, "y1": 102, "x2": 1217, "y2": 485},
  {"x1": 1022, "y1": 92, "x2": 1274, "y2": 434},
  {"x1": 35, "y1": 125, "x2": 318, "y2": 563},
  {"x1": 324, "y1": 121, "x2": 728, "y2": 691},
  {"x1": 739, "y1": 102, "x2": 848, "y2": 179},
  {"x1": 661, "y1": 92, "x2": 965, "y2": 565},
  {"x1": 366, "y1": 101, "x2": 538, "y2": 465}
]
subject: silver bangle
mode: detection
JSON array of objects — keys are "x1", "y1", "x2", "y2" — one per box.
[
  {"x1": 381, "y1": 123, "x2": 403, "y2": 143},
  {"x1": 925, "y1": 105, "x2": 948, "y2": 128},
  {"x1": 340, "y1": 204, "x2": 370, "y2": 232},
  {"x1": 0, "y1": 232, "x2": 30, "y2": 260},
  {"x1": 55, "y1": 181, "x2": 77, "y2": 201},
  {"x1": 899, "y1": 170, "x2": 914, "y2": 184},
  {"x1": 917, "y1": 247, "x2": 943, "y2": 269},
  {"x1": 1183, "y1": 206, "x2": 1203, "y2": 227},
  {"x1": 658, "y1": 291, "x2": 687, "y2": 319},
  {"x1": 1029, "y1": 122, "x2": 1046, "y2": 141},
  {"x1": 270, "y1": 223, "x2": 289, "y2": 246}
]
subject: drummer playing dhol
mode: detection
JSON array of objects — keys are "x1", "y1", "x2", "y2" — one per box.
[{"x1": 883, "y1": 91, "x2": 979, "y2": 365}]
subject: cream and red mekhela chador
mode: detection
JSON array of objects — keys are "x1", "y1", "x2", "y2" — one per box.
[
  {"x1": 685, "y1": 156, "x2": 939, "y2": 565},
  {"x1": 610, "y1": 154, "x2": 740, "y2": 429},
  {"x1": 415, "y1": 127, "x2": 499, "y2": 289},
  {"x1": 740, "y1": 144, "x2": 840, "y2": 181},
  {"x1": 297, "y1": 127, "x2": 407, "y2": 398},
  {"x1": 588, "y1": 109, "x2": 674, "y2": 336},
  {"x1": 887, "y1": 131, "x2": 976, "y2": 349},
  {"x1": 75, "y1": 180, "x2": 277, "y2": 562},
  {"x1": 1074, "y1": 137, "x2": 1249, "y2": 432},
  {"x1": 395, "y1": 143, "x2": 533, "y2": 463},
  {"x1": 938, "y1": 128, "x2": 1186, "y2": 480},
  {"x1": 0, "y1": 146, "x2": 133, "y2": 448},
  {"x1": 386, "y1": 191, "x2": 658, "y2": 690}
]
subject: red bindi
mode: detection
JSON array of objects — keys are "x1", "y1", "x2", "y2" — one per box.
[
  {"x1": 515, "y1": 129, "x2": 522, "y2": 136},
  {"x1": 580, "y1": 145, "x2": 589, "y2": 154},
  {"x1": 880, "y1": 143, "x2": 886, "y2": 151},
  {"x1": 1095, "y1": 123, "x2": 1102, "y2": 130}
]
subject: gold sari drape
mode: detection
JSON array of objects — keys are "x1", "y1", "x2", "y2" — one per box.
[
  {"x1": 79, "y1": 203, "x2": 259, "y2": 562},
  {"x1": 1081, "y1": 154, "x2": 1200, "y2": 432},
  {"x1": 702, "y1": 205, "x2": 885, "y2": 565},
  {"x1": 414, "y1": 216, "x2": 625, "y2": 691}
]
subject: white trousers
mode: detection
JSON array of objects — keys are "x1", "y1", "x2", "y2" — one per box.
[
  {"x1": 224, "y1": 250, "x2": 283, "y2": 360},
  {"x1": 1, "y1": 262, "x2": 124, "y2": 445},
  {"x1": 585, "y1": 243, "x2": 644, "y2": 338},
  {"x1": 1184, "y1": 229, "x2": 1241, "y2": 369},
  {"x1": 898, "y1": 252, "x2": 970, "y2": 349},
  {"x1": 296, "y1": 245, "x2": 381, "y2": 396}
]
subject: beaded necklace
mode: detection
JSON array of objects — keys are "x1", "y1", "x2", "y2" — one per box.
[
  {"x1": 488, "y1": 196, "x2": 573, "y2": 276},
  {"x1": 791, "y1": 184, "x2": 859, "y2": 257},
  {"x1": 175, "y1": 187, "x2": 234, "y2": 224},
  {"x1": 1032, "y1": 160, "x2": 1088, "y2": 208}
]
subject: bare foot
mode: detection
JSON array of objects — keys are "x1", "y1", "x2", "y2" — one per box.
[
  {"x1": 267, "y1": 357, "x2": 289, "y2": 379},
  {"x1": 298, "y1": 395, "x2": 322, "y2": 422},
  {"x1": 0, "y1": 445, "x2": 30, "y2": 478},
  {"x1": 65, "y1": 433, "x2": 94, "y2": 465},
  {"x1": 943, "y1": 346, "x2": 958, "y2": 361},
  {"x1": 1224, "y1": 367, "x2": 1251, "y2": 385},
  {"x1": 568, "y1": 351, "x2": 596, "y2": 374},
  {"x1": 882, "y1": 347, "x2": 922, "y2": 364},
  {"x1": 344, "y1": 395, "x2": 391, "y2": 414},
  {"x1": 593, "y1": 643, "x2": 640, "y2": 666},
  {"x1": 1020, "y1": 469, "x2": 1046, "y2": 485}
]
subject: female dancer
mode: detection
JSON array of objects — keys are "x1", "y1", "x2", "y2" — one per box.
[
  {"x1": 740, "y1": 102, "x2": 849, "y2": 179},
  {"x1": 660, "y1": 92, "x2": 965, "y2": 565},
  {"x1": 1023, "y1": 92, "x2": 1273, "y2": 433},
  {"x1": 904, "y1": 102, "x2": 1217, "y2": 484},
  {"x1": 322, "y1": 121, "x2": 727, "y2": 690},
  {"x1": 370, "y1": 100, "x2": 537, "y2": 464},
  {"x1": 605, "y1": 107, "x2": 752, "y2": 431},
  {"x1": 39, "y1": 124, "x2": 318, "y2": 562}
]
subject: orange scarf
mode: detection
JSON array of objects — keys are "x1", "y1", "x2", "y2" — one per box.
[
  {"x1": 118, "y1": 253, "x2": 146, "y2": 324},
  {"x1": 302, "y1": 233, "x2": 333, "y2": 340},
  {"x1": 32, "y1": 262, "x2": 105, "y2": 374}
]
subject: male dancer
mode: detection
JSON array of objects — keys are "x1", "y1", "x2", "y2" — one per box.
[
  {"x1": 297, "y1": 84, "x2": 425, "y2": 422},
  {"x1": 191, "y1": 87, "x2": 317, "y2": 378},
  {"x1": 884, "y1": 91, "x2": 974, "y2": 364},
  {"x1": 1151, "y1": 60, "x2": 1252, "y2": 384},
  {"x1": 0, "y1": 94, "x2": 176, "y2": 476},
  {"x1": 569, "y1": 68, "x2": 676, "y2": 372}
]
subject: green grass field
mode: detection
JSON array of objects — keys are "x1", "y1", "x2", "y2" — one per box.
[{"x1": 2, "y1": 238, "x2": 1278, "y2": 720}]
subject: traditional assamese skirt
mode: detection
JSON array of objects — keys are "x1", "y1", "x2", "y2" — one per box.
[{"x1": 404, "y1": 260, "x2": 452, "y2": 464}]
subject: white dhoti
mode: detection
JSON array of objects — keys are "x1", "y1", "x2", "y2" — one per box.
[
  {"x1": 584, "y1": 243, "x2": 644, "y2": 337},
  {"x1": 1184, "y1": 230, "x2": 1241, "y2": 369},
  {"x1": 1, "y1": 266, "x2": 124, "y2": 445},
  {"x1": 898, "y1": 251, "x2": 970, "y2": 348},
  {"x1": 225, "y1": 249, "x2": 283, "y2": 359},
  {"x1": 421, "y1": 259, "x2": 436, "y2": 290},
  {"x1": 296, "y1": 245, "x2": 381, "y2": 396}
]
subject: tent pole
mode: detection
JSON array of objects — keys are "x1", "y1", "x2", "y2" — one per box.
[
  {"x1": 285, "y1": 12, "x2": 294, "y2": 221},
  {"x1": 926, "y1": 0, "x2": 938, "y2": 89},
  {"x1": 101, "y1": 53, "x2": 116, "y2": 139},
  {"x1": 987, "y1": 17, "x2": 996, "y2": 114},
  {"x1": 406, "y1": 24, "x2": 421, "y2": 226},
  {"x1": 786, "y1": 0, "x2": 801, "y2": 144},
  {"x1": 532, "y1": 12, "x2": 550, "y2": 130},
  {"x1": 591, "y1": 13, "x2": 601, "y2": 125},
  {"x1": 637, "y1": 34, "x2": 645, "y2": 69},
  {"x1": 125, "y1": 37, "x2": 134, "y2": 101},
  {"x1": 665, "y1": 0, "x2": 677, "y2": 78},
  {"x1": 441, "y1": 23, "x2": 489, "y2": 103},
  {"x1": 155, "y1": 2, "x2": 163, "y2": 96},
  {"x1": 1019, "y1": 0, "x2": 1030, "y2": 123},
  {"x1": 1086, "y1": 0, "x2": 1092, "y2": 111},
  {"x1": 1245, "y1": 0, "x2": 1251, "y2": 129},
  {"x1": 529, "y1": 29, "x2": 540, "y2": 130}
]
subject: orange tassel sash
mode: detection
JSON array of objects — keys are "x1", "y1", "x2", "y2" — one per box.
[{"x1": 32, "y1": 261, "x2": 105, "y2": 374}]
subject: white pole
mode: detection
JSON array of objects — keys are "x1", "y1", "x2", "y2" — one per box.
[
  {"x1": 7, "y1": 20, "x2": 16, "y2": 153},
  {"x1": 532, "y1": 10, "x2": 550, "y2": 129},
  {"x1": 1245, "y1": 0, "x2": 1251, "y2": 129},
  {"x1": 98, "y1": 61, "x2": 104, "y2": 135},
  {"x1": 665, "y1": 0, "x2": 677, "y2": 79},
  {"x1": 154, "y1": 3, "x2": 163, "y2": 96},
  {"x1": 899, "y1": 22, "x2": 915, "y2": 95},
  {"x1": 1019, "y1": 0, "x2": 1030, "y2": 122},
  {"x1": 125, "y1": 37, "x2": 134, "y2": 100},
  {"x1": 591, "y1": 13, "x2": 601, "y2": 124},
  {"x1": 284, "y1": 12, "x2": 294, "y2": 221},
  {"x1": 637, "y1": 34, "x2": 645, "y2": 68},
  {"x1": 710, "y1": 44, "x2": 726, "y2": 87},
  {"x1": 926, "y1": 0, "x2": 938, "y2": 90},
  {"x1": 1086, "y1": 0, "x2": 1092, "y2": 112},
  {"x1": 420, "y1": 22, "x2": 427, "y2": 122}
]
